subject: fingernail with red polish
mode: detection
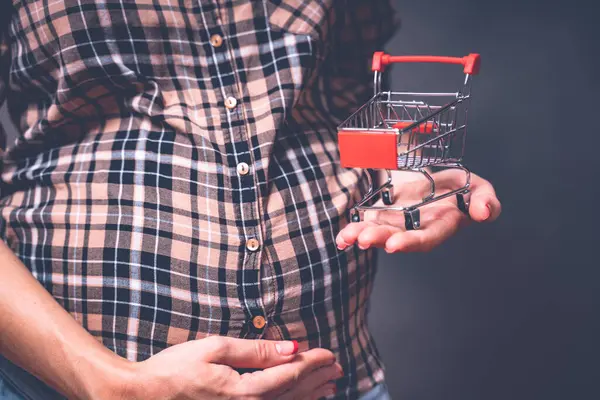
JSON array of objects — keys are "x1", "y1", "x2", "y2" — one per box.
[{"x1": 276, "y1": 340, "x2": 299, "y2": 355}]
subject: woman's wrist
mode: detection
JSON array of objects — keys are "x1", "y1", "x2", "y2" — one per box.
[{"x1": 81, "y1": 355, "x2": 141, "y2": 400}]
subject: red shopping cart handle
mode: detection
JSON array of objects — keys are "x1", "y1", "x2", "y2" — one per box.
[
  {"x1": 393, "y1": 121, "x2": 435, "y2": 134},
  {"x1": 372, "y1": 52, "x2": 481, "y2": 75}
]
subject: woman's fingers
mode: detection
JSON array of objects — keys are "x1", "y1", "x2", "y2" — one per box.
[
  {"x1": 336, "y1": 220, "x2": 403, "y2": 250},
  {"x1": 336, "y1": 221, "x2": 370, "y2": 249},
  {"x1": 278, "y1": 363, "x2": 342, "y2": 400},
  {"x1": 237, "y1": 349, "x2": 336, "y2": 397},
  {"x1": 357, "y1": 224, "x2": 401, "y2": 249},
  {"x1": 384, "y1": 210, "x2": 461, "y2": 253},
  {"x1": 309, "y1": 384, "x2": 337, "y2": 400},
  {"x1": 469, "y1": 175, "x2": 502, "y2": 222}
]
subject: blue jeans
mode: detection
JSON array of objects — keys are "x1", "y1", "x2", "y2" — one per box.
[
  {"x1": 359, "y1": 383, "x2": 392, "y2": 400},
  {"x1": 0, "y1": 354, "x2": 64, "y2": 400},
  {"x1": 0, "y1": 354, "x2": 391, "y2": 399}
]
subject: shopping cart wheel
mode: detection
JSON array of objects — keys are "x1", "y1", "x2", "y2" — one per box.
[
  {"x1": 404, "y1": 209, "x2": 421, "y2": 230},
  {"x1": 351, "y1": 209, "x2": 361, "y2": 223},
  {"x1": 456, "y1": 190, "x2": 471, "y2": 215},
  {"x1": 382, "y1": 186, "x2": 394, "y2": 205}
]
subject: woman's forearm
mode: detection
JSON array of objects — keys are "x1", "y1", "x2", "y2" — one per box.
[{"x1": 0, "y1": 240, "x2": 133, "y2": 399}]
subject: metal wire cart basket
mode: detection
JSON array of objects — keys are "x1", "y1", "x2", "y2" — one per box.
[{"x1": 337, "y1": 52, "x2": 481, "y2": 230}]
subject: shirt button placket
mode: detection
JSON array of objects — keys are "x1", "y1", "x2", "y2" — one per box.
[{"x1": 209, "y1": 19, "x2": 266, "y2": 339}]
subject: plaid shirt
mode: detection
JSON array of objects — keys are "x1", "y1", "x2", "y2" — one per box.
[{"x1": 0, "y1": 0, "x2": 398, "y2": 397}]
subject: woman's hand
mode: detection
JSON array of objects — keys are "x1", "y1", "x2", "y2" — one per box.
[
  {"x1": 336, "y1": 169, "x2": 501, "y2": 253},
  {"x1": 119, "y1": 336, "x2": 341, "y2": 400}
]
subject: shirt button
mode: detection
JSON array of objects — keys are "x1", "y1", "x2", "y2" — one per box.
[
  {"x1": 237, "y1": 162, "x2": 250, "y2": 176},
  {"x1": 210, "y1": 34, "x2": 223, "y2": 48},
  {"x1": 224, "y1": 97, "x2": 237, "y2": 110},
  {"x1": 252, "y1": 315, "x2": 266, "y2": 330},
  {"x1": 246, "y1": 238, "x2": 260, "y2": 252}
]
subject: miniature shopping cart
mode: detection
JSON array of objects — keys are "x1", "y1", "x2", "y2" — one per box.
[{"x1": 338, "y1": 52, "x2": 481, "y2": 230}]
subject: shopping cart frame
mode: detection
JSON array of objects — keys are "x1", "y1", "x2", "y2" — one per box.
[{"x1": 337, "y1": 52, "x2": 481, "y2": 230}]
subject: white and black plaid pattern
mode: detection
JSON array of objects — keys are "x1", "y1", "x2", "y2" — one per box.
[{"x1": 0, "y1": 1, "x2": 399, "y2": 398}]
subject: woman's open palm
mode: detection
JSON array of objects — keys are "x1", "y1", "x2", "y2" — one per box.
[{"x1": 336, "y1": 170, "x2": 501, "y2": 253}]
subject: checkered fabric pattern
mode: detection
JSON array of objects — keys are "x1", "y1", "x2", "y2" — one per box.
[{"x1": 0, "y1": 0, "x2": 399, "y2": 397}]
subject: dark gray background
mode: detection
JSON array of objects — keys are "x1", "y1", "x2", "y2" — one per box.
[
  {"x1": 1, "y1": 1, "x2": 598, "y2": 399},
  {"x1": 368, "y1": 0, "x2": 599, "y2": 399}
]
